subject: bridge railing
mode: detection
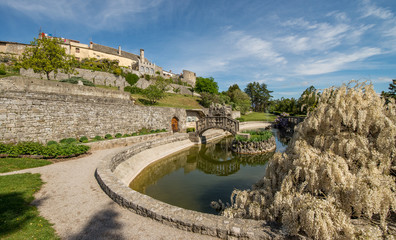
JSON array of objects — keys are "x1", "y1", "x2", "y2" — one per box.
[{"x1": 196, "y1": 116, "x2": 239, "y2": 135}]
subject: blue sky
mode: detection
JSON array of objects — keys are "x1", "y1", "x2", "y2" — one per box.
[{"x1": 1, "y1": 0, "x2": 396, "y2": 99}]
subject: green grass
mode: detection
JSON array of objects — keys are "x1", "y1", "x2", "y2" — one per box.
[
  {"x1": 0, "y1": 173, "x2": 59, "y2": 239},
  {"x1": 0, "y1": 158, "x2": 52, "y2": 173},
  {"x1": 95, "y1": 84, "x2": 119, "y2": 91},
  {"x1": 131, "y1": 93, "x2": 203, "y2": 109},
  {"x1": 0, "y1": 72, "x2": 20, "y2": 79},
  {"x1": 236, "y1": 130, "x2": 273, "y2": 142},
  {"x1": 238, "y1": 112, "x2": 277, "y2": 122}
]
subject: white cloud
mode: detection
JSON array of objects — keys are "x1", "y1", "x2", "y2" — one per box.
[
  {"x1": 375, "y1": 77, "x2": 393, "y2": 83},
  {"x1": 1, "y1": 0, "x2": 163, "y2": 29},
  {"x1": 295, "y1": 47, "x2": 382, "y2": 75},
  {"x1": 227, "y1": 31, "x2": 286, "y2": 64},
  {"x1": 360, "y1": 0, "x2": 393, "y2": 19},
  {"x1": 171, "y1": 29, "x2": 286, "y2": 75},
  {"x1": 281, "y1": 21, "x2": 351, "y2": 53}
]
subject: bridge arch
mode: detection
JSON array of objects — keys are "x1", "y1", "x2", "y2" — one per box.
[{"x1": 195, "y1": 116, "x2": 239, "y2": 137}]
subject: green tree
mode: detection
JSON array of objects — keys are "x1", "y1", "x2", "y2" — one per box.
[
  {"x1": 155, "y1": 76, "x2": 171, "y2": 91},
  {"x1": 142, "y1": 84, "x2": 165, "y2": 104},
  {"x1": 298, "y1": 86, "x2": 319, "y2": 114},
  {"x1": 125, "y1": 73, "x2": 140, "y2": 86},
  {"x1": 199, "y1": 92, "x2": 223, "y2": 108},
  {"x1": 244, "y1": 82, "x2": 273, "y2": 112},
  {"x1": 195, "y1": 77, "x2": 219, "y2": 94},
  {"x1": 18, "y1": 37, "x2": 75, "y2": 80},
  {"x1": 231, "y1": 89, "x2": 251, "y2": 114},
  {"x1": 381, "y1": 79, "x2": 396, "y2": 102}
]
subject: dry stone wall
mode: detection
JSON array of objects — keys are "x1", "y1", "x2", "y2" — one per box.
[
  {"x1": 20, "y1": 68, "x2": 129, "y2": 89},
  {"x1": 0, "y1": 76, "x2": 186, "y2": 143}
]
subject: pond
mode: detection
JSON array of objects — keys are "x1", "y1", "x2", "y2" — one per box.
[{"x1": 129, "y1": 128, "x2": 288, "y2": 215}]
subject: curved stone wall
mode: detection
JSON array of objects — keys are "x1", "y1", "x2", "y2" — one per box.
[
  {"x1": 231, "y1": 136, "x2": 276, "y2": 154},
  {"x1": 95, "y1": 134, "x2": 285, "y2": 239}
]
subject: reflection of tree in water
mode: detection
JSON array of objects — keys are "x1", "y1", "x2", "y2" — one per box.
[
  {"x1": 196, "y1": 137, "x2": 239, "y2": 176},
  {"x1": 130, "y1": 135, "x2": 284, "y2": 193},
  {"x1": 237, "y1": 151, "x2": 274, "y2": 165},
  {"x1": 272, "y1": 128, "x2": 292, "y2": 145}
]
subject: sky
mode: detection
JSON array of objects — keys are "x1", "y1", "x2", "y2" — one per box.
[{"x1": 1, "y1": 0, "x2": 396, "y2": 99}]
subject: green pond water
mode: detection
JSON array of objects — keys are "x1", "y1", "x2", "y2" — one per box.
[{"x1": 129, "y1": 128, "x2": 288, "y2": 215}]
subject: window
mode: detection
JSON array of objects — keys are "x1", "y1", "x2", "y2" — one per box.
[
  {"x1": 140, "y1": 66, "x2": 144, "y2": 72},
  {"x1": 75, "y1": 48, "x2": 80, "y2": 53}
]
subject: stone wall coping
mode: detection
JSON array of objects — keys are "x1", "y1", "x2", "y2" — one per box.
[
  {"x1": 95, "y1": 133, "x2": 285, "y2": 239},
  {"x1": 84, "y1": 132, "x2": 172, "y2": 151}
]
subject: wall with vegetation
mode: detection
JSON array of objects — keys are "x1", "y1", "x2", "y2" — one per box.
[
  {"x1": 20, "y1": 68, "x2": 131, "y2": 89},
  {"x1": 0, "y1": 76, "x2": 186, "y2": 143}
]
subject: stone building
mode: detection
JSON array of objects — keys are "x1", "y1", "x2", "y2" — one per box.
[
  {"x1": 180, "y1": 70, "x2": 197, "y2": 87},
  {"x1": 0, "y1": 41, "x2": 29, "y2": 56},
  {"x1": 1, "y1": 33, "x2": 197, "y2": 86}
]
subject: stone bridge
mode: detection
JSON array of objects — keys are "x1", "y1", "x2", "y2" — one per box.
[{"x1": 195, "y1": 116, "x2": 239, "y2": 136}]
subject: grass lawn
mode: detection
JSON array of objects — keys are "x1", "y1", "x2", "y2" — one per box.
[
  {"x1": 131, "y1": 93, "x2": 203, "y2": 109},
  {"x1": 0, "y1": 173, "x2": 59, "y2": 239},
  {"x1": 0, "y1": 158, "x2": 52, "y2": 173},
  {"x1": 0, "y1": 73, "x2": 20, "y2": 79},
  {"x1": 238, "y1": 112, "x2": 277, "y2": 122},
  {"x1": 95, "y1": 84, "x2": 119, "y2": 91}
]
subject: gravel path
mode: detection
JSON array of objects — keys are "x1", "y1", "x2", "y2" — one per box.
[
  {"x1": 1, "y1": 147, "x2": 216, "y2": 240},
  {"x1": 1, "y1": 122, "x2": 271, "y2": 239}
]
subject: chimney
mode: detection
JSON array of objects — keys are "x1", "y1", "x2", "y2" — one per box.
[
  {"x1": 118, "y1": 46, "x2": 122, "y2": 55},
  {"x1": 90, "y1": 41, "x2": 93, "y2": 49},
  {"x1": 140, "y1": 49, "x2": 144, "y2": 63}
]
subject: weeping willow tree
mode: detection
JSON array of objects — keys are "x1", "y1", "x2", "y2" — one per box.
[{"x1": 222, "y1": 82, "x2": 396, "y2": 240}]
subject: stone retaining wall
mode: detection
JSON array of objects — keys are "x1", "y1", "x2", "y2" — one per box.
[
  {"x1": 0, "y1": 76, "x2": 186, "y2": 143},
  {"x1": 231, "y1": 136, "x2": 276, "y2": 154},
  {"x1": 95, "y1": 134, "x2": 286, "y2": 239},
  {"x1": 84, "y1": 132, "x2": 172, "y2": 151},
  {"x1": 20, "y1": 68, "x2": 129, "y2": 89}
]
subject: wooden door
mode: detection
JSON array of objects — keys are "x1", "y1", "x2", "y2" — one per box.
[{"x1": 171, "y1": 117, "x2": 178, "y2": 132}]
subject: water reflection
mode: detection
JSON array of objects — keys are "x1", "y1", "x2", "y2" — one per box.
[{"x1": 130, "y1": 128, "x2": 289, "y2": 214}]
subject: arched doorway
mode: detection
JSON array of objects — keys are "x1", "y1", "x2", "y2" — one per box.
[{"x1": 171, "y1": 117, "x2": 179, "y2": 132}]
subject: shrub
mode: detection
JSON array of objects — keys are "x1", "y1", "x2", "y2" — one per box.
[
  {"x1": 144, "y1": 74, "x2": 151, "y2": 80},
  {"x1": 46, "y1": 141, "x2": 58, "y2": 146},
  {"x1": 124, "y1": 86, "x2": 142, "y2": 94},
  {"x1": 132, "y1": 132, "x2": 138, "y2": 136},
  {"x1": 59, "y1": 138, "x2": 77, "y2": 144},
  {"x1": 236, "y1": 130, "x2": 273, "y2": 142},
  {"x1": 186, "y1": 127, "x2": 195, "y2": 133},
  {"x1": 125, "y1": 73, "x2": 139, "y2": 86},
  {"x1": 161, "y1": 128, "x2": 167, "y2": 132},
  {"x1": 236, "y1": 117, "x2": 245, "y2": 122},
  {"x1": 0, "y1": 142, "x2": 12, "y2": 153},
  {"x1": 123, "y1": 134, "x2": 131, "y2": 137},
  {"x1": 0, "y1": 69, "x2": 6, "y2": 75},
  {"x1": 113, "y1": 68, "x2": 122, "y2": 76},
  {"x1": 223, "y1": 82, "x2": 396, "y2": 239},
  {"x1": 94, "y1": 136, "x2": 102, "y2": 141},
  {"x1": 0, "y1": 141, "x2": 89, "y2": 158},
  {"x1": 138, "y1": 128, "x2": 150, "y2": 135},
  {"x1": 115, "y1": 133, "x2": 122, "y2": 138},
  {"x1": 79, "y1": 136, "x2": 88, "y2": 143},
  {"x1": 104, "y1": 134, "x2": 112, "y2": 139}
]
